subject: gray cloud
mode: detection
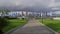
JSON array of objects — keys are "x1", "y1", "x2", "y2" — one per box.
[
  {"x1": 55, "y1": 0, "x2": 60, "y2": 2},
  {"x1": 0, "y1": 0, "x2": 60, "y2": 10},
  {"x1": 0, "y1": 0, "x2": 51, "y2": 8}
]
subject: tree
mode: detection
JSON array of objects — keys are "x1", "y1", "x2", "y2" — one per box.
[
  {"x1": 0, "y1": 17, "x2": 9, "y2": 34},
  {"x1": 0, "y1": 9, "x2": 9, "y2": 34},
  {"x1": 0, "y1": 9, "x2": 9, "y2": 18}
]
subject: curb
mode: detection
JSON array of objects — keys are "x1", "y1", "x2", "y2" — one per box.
[{"x1": 37, "y1": 20, "x2": 59, "y2": 34}]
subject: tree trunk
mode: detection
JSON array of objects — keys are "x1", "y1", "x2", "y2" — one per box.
[{"x1": 0, "y1": 30, "x2": 4, "y2": 34}]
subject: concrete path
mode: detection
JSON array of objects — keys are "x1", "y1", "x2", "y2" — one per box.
[{"x1": 7, "y1": 19, "x2": 58, "y2": 34}]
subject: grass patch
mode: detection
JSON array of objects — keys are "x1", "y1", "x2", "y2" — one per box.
[
  {"x1": 38, "y1": 18, "x2": 60, "y2": 34},
  {"x1": 3, "y1": 18, "x2": 27, "y2": 32}
]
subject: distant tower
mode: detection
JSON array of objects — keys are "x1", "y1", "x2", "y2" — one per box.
[{"x1": 22, "y1": 11, "x2": 24, "y2": 17}]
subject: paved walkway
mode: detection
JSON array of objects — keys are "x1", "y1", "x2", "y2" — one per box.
[{"x1": 7, "y1": 19, "x2": 58, "y2": 34}]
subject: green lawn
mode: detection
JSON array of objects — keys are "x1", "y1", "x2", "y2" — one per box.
[
  {"x1": 38, "y1": 18, "x2": 60, "y2": 34},
  {"x1": 3, "y1": 18, "x2": 27, "y2": 32}
]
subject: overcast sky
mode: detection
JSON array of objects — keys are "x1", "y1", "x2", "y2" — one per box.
[{"x1": 0, "y1": 0, "x2": 60, "y2": 10}]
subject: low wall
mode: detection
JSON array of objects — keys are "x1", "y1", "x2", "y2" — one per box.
[{"x1": 53, "y1": 17, "x2": 60, "y2": 20}]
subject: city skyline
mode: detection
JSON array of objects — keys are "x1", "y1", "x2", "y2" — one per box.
[{"x1": 0, "y1": 0, "x2": 60, "y2": 15}]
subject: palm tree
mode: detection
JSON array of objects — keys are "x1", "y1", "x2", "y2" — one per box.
[{"x1": 0, "y1": 9, "x2": 9, "y2": 34}]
